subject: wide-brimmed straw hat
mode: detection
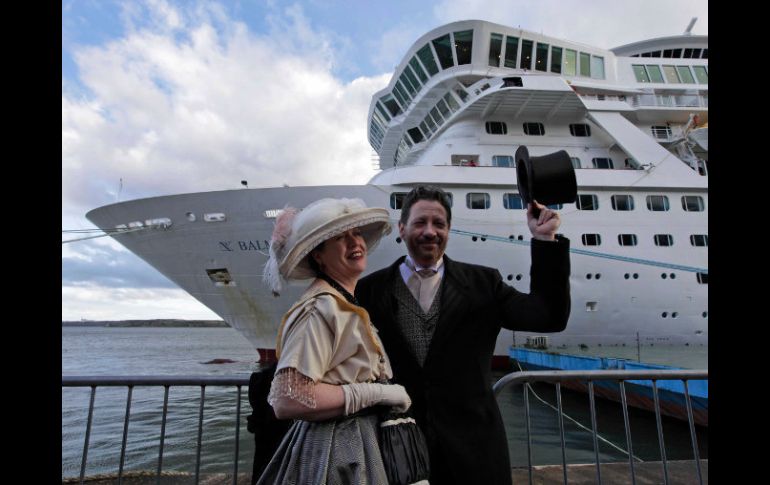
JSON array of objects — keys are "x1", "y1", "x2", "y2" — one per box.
[{"x1": 263, "y1": 198, "x2": 392, "y2": 294}]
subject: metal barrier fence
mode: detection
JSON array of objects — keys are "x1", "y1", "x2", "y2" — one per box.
[
  {"x1": 493, "y1": 369, "x2": 707, "y2": 485},
  {"x1": 64, "y1": 369, "x2": 707, "y2": 485},
  {"x1": 62, "y1": 375, "x2": 252, "y2": 485}
]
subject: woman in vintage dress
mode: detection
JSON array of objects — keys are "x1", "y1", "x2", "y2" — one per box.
[{"x1": 257, "y1": 197, "x2": 414, "y2": 485}]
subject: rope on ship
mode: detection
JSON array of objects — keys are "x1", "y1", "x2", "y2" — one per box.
[
  {"x1": 450, "y1": 228, "x2": 708, "y2": 274},
  {"x1": 61, "y1": 227, "x2": 147, "y2": 244}
]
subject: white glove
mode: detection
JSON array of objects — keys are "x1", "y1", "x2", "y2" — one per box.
[{"x1": 341, "y1": 382, "x2": 412, "y2": 415}]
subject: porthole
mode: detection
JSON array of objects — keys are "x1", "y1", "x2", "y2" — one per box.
[
  {"x1": 595, "y1": 274, "x2": 601, "y2": 280},
  {"x1": 586, "y1": 274, "x2": 592, "y2": 280},
  {"x1": 670, "y1": 273, "x2": 676, "y2": 279},
  {"x1": 396, "y1": 237, "x2": 402, "y2": 244},
  {"x1": 672, "y1": 312, "x2": 678, "y2": 318},
  {"x1": 507, "y1": 275, "x2": 513, "y2": 281},
  {"x1": 702, "y1": 311, "x2": 708, "y2": 318},
  {"x1": 633, "y1": 273, "x2": 639, "y2": 279},
  {"x1": 661, "y1": 273, "x2": 667, "y2": 279},
  {"x1": 662, "y1": 312, "x2": 668, "y2": 318},
  {"x1": 516, "y1": 274, "x2": 523, "y2": 281}
]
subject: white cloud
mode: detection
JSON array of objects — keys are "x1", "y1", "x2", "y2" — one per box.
[{"x1": 62, "y1": 1, "x2": 390, "y2": 319}]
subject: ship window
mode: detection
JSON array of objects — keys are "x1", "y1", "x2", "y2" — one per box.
[
  {"x1": 591, "y1": 56, "x2": 605, "y2": 79},
  {"x1": 646, "y1": 195, "x2": 670, "y2": 211},
  {"x1": 204, "y1": 213, "x2": 226, "y2": 222},
  {"x1": 702, "y1": 49, "x2": 708, "y2": 59},
  {"x1": 419, "y1": 121, "x2": 432, "y2": 136},
  {"x1": 654, "y1": 234, "x2": 674, "y2": 246},
  {"x1": 391, "y1": 86, "x2": 407, "y2": 109},
  {"x1": 394, "y1": 81, "x2": 412, "y2": 104},
  {"x1": 535, "y1": 42, "x2": 549, "y2": 72},
  {"x1": 677, "y1": 66, "x2": 695, "y2": 84},
  {"x1": 503, "y1": 193, "x2": 525, "y2": 209},
  {"x1": 663, "y1": 49, "x2": 673, "y2": 58},
  {"x1": 454, "y1": 30, "x2": 473, "y2": 65},
  {"x1": 672, "y1": 48, "x2": 682, "y2": 58},
  {"x1": 407, "y1": 127, "x2": 424, "y2": 144},
  {"x1": 592, "y1": 157, "x2": 614, "y2": 169},
  {"x1": 682, "y1": 195, "x2": 705, "y2": 212},
  {"x1": 618, "y1": 234, "x2": 638, "y2": 246},
  {"x1": 611, "y1": 194, "x2": 635, "y2": 211},
  {"x1": 662, "y1": 65, "x2": 680, "y2": 83},
  {"x1": 569, "y1": 124, "x2": 591, "y2": 137},
  {"x1": 380, "y1": 94, "x2": 402, "y2": 117},
  {"x1": 551, "y1": 46, "x2": 562, "y2": 73},
  {"x1": 696, "y1": 272, "x2": 708, "y2": 284},
  {"x1": 570, "y1": 157, "x2": 581, "y2": 169},
  {"x1": 651, "y1": 125, "x2": 672, "y2": 139},
  {"x1": 409, "y1": 57, "x2": 429, "y2": 84},
  {"x1": 564, "y1": 49, "x2": 577, "y2": 76},
  {"x1": 576, "y1": 194, "x2": 599, "y2": 210},
  {"x1": 399, "y1": 72, "x2": 417, "y2": 97},
  {"x1": 523, "y1": 122, "x2": 545, "y2": 135},
  {"x1": 647, "y1": 65, "x2": 664, "y2": 83},
  {"x1": 504, "y1": 35, "x2": 519, "y2": 68},
  {"x1": 390, "y1": 192, "x2": 408, "y2": 209},
  {"x1": 436, "y1": 99, "x2": 451, "y2": 119},
  {"x1": 691, "y1": 48, "x2": 702, "y2": 58},
  {"x1": 466, "y1": 193, "x2": 491, "y2": 209},
  {"x1": 493, "y1": 155, "x2": 514, "y2": 167},
  {"x1": 547, "y1": 203, "x2": 563, "y2": 210},
  {"x1": 581, "y1": 234, "x2": 601, "y2": 246},
  {"x1": 424, "y1": 113, "x2": 437, "y2": 132},
  {"x1": 690, "y1": 234, "x2": 709, "y2": 246},
  {"x1": 650, "y1": 51, "x2": 661, "y2": 57},
  {"x1": 633, "y1": 65, "x2": 650, "y2": 83},
  {"x1": 432, "y1": 34, "x2": 455, "y2": 69},
  {"x1": 489, "y1": 33, "x2": 503, "y2": 67},
  {"x1": 521, "y1": 39, "x2": 534, "y2": 70},
  {"x1": 430, "y1": 107, "x2": 445, "y2": 126},
  {"x1": 375, "y1": 102, "x2": 391, "y2": 123},
  {"x1": 454, "y1": 85, "x2": 469, "y2": 102},
  {"x1": 443, "y1": 92, "x2": 460, "y2": 111},
  {"x1": 579, "y1": 52, "x2": 591, "y2": 77},
  {"x1": 693, "y1": 66, "x2": 708, "y2": 84},
  {"x1": 486, "y1": 121, "x2": 508, "y2": 135},
  {"x1": 404, "y1": 67, "x2": 422, "y2": 93},
  {"x1": 451, "y1": 154, "x2": 479, "y2": 166},
  {"x1": 417, "y1": 44, "x2": 439, "y2": 76},
  {"x1": 683, "y1": 48, "x2": 694, "y2": 58},
  {"x1": 624, "y1": 158, "x2": 637, "y2": 169}
]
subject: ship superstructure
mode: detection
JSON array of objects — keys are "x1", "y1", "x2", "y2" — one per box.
[{"x1": 86, "y1": 20, "x2": 708, "y2": 361}]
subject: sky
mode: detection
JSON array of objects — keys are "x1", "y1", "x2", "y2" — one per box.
[{"x1": 62, "y1": 0, "x2": 708, "y2": 322}]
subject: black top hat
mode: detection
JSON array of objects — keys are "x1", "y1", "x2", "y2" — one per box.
[{"x1": 515, "y1": 146, "x2": 577, "y2": 208}]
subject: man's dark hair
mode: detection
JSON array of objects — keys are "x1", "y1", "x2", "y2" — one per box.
[{"x1": 400, "y1": 185, "x2": 452, "y2": 225}]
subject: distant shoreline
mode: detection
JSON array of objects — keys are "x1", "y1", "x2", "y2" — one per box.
[{"x1": 62, "y1": 319, "x2": 229, "y2": 328}]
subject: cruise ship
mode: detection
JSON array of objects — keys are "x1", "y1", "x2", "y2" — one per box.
[{"x1": 86, "y1": 20, "x2": 708, "y2": 365}]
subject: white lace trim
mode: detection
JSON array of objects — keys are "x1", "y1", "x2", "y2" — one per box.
[{"x1": 267, "y1": 368, "x2": 317, "y2": 409}]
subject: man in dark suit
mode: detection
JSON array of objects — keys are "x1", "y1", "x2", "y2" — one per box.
[{"x1": 356, "y1": 185, "x2": 571, "y2": 485}]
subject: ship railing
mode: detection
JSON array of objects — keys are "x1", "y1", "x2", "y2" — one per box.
[
  {"x1": 631, "y1": 93, "x2": 708, "y2": 109},
  {"x1": 493, "y1": 369, "x2": 708, "y2": 485},
  {"x1": 64, "y1": 370, "x2": 707, "y2": 485}
]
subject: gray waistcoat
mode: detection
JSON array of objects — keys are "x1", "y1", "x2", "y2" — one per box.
[{"x1": 393, "y1": 274, "x2": 442, "y2": 367}]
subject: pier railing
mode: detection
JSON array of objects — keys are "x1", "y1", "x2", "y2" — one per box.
[
  {"x1": 63, "y1": 375, "x2": 251, "y2": 485},
  {"x1": 64, "y1": 370, "x2": 707, "y2": 485},
  {"x1": 493, "y1": 369, "x2": 708, "y2": 485}
]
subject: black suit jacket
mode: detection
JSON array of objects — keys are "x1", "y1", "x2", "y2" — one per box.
[{"x1": 356, "y1": 237, "x2": 571, "y2": 485}]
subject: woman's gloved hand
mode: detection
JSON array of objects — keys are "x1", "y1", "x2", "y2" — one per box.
[{"x1": 341, "y1": 382, "x2": 412, "y2": 415}]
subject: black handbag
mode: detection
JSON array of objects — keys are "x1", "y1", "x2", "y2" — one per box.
[{"x1": 378, "y1": 409, "x2": 430, "y2": 485}]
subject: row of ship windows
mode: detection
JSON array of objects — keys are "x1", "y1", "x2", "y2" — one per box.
[
  {"x1": 576, "y1": 233, "x2": 708, "y2": 248},
  {"x1": 506, "y1": 272, "x2": 707, "y2": 286},
  {"x1": 631, "y1": 48, "x2": 708, "y2": 59},
  {"x1": 390, "y1": 192, "x2": 706, "y2": 212},
  {"x1": 377, "y1": 29, "x2": 475, "y2": 123},
  {"x1": 488, "y1": 33, "x2": 605, "y2": 79},
  {"x1": 450, "y1": 154, "x2": 631, "y2": 170},
  {"x1": 632, "y1": 64, "x2": 708, "y2": 84}
]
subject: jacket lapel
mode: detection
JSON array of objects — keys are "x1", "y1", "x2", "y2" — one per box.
[{"x1": 425, "y1": 255, "x2": 470, "y2": 365}]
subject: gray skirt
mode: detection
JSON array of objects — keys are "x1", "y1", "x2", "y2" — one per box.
[{"x1": 256, "y1": 413, "x2": 389, "y2": 485}]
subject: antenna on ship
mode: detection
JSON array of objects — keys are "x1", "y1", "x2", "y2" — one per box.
[
  {"x1": 117, "y1": 178, "x2": 123, "y2": 202},
  {"x1": 684, "y1": 17, "x2": 697, "y2": 35}
]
